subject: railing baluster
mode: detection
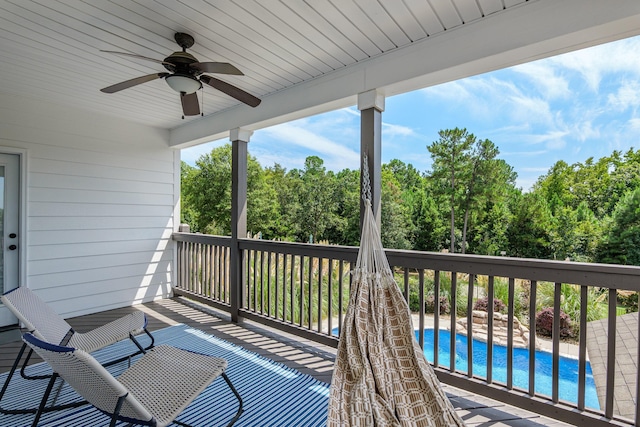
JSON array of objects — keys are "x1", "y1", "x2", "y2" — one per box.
[
  {"x1": 403, "y1": 268, "x2": 410, "y2": 301},
  {"x1": 467, "y1": 274, "x2": 474, "y2": 377},
  {"x1": 338, "y1": 260, "x2": 344, "y2": 336},
  {"x1": 605, "y1": 288, "x2": 617, "y2": 419},
  {"x1": 507, "y1": 277, "x2": 514, "y2": 390},
  {"x1": 328, "y1": 259, "x2": 334, "y2": 336},
  {"x1": 224, "y1": 246, "x2": 229, "y2": 303},
  {"x1": 267, "y1": 251, "x2": 272, "y2": 316},
  {"x1": 214, "y1": 244, "x2": 219, "y2": 300},
  {"x1": 213, "y1": 245, "x2": 218, "y2": 300},
  {"x1": 308, "y1": 257, "x2": 313, "y2": 329},
  {"x1": 282, "y1": 253, "x2": 288, "y2": 322},
  {"x1": 290, "y1": 254, "x2": 295, "y2": 324},
  {"x1": 434, "y1": 270, "x2": 440, "y2": 367},
  {"x1": 578, "y1": 285, "x2": 588, "y2": 410},
  {"x1": 419, "y1": 269, "x2": 425, "y2": 350},
  {"x1": 552, "y1": 282, "x2": 562, "y2": 403},
  {"x1": 529, "y1": 280, "x2": 537, "y2": 396},
  {"x1": 450, "y1": 272, "x2": 457, "y2": 372},
  {"x1": 260, "y1": 251, "x2": 265, "y2": 314},
  {"x1": 318, "y1": 258, "x2": 324, "y2": 333},
  {"x1": 299, "y1": 256, "x2": 305, "y2": 327},
  {"x1": 274, "y1": 253, "x2": 279, "y2": 320},
  {"x1": 487, "y1": 276, "x2": 494, "y2": 384}
]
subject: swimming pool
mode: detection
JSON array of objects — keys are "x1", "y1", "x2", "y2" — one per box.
[
  {"x1": 331, "y1": 327, "x2": 599, "y2": 408},
  {"x1": 419, "y1": 329, "x2": 600, "y2": 409}
]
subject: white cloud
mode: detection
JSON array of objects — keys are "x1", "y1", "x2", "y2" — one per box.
[
  {"x1": 259, "y1": 122, "x2": 360, "y2": 171},
  {"x1": 512, "y1": 62, "x2": 570, "y2": 99},
  {"x1": 571, "y1": 120, "x2": 600, "y2": 142},
  {"x1": 608, "y1": 80, "x2": 640, "y2": 111},
  {"x1": 524, "y1": 130, "x2": 570, "y2": 145},
  {"x1": 382, "y1": 122, "x2": 415, "y2": 137},
  {"x1": 508, "y1": 94, "x2": 554, "y2": 126},
  {"x1": 547, "y1": 36, "x2": 640, "y2": 91},
  {"x1": 500, "y1": 150, "x2": 549, "y2": 157}
]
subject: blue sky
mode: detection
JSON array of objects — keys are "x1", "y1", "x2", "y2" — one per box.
[{"x1": 182, "y1": 35, "x2": 640, "y2": 191}]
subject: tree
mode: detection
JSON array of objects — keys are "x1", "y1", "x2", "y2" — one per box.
[
  {"x1": 383, "y1": 160, "x2": 424, "y2": 248},
  {"x1": 596, "y1": 188, "x2": 640, "y2": 265},
  {"x1": 507, "y1": 192, "x2": 554, "y2": 259},
  {"x1": 380, "y1": 168, "x2": 412, "y2": 249},
  {"x1": 427, "y1": 128, "x2": 474, "y2": 252},
  {"x1": 181, "y1": 146, "x2": 233, "y2": 234},
  {"x1": 459, "y1": 138, "x2": 507, "y2": 253},
  {"x1": 265, "y1": 163, "x2": 299, "y2": 240},
  {"x1": 325, "y1": 168, "x2": 360, "y2": 246},
  {"x1": 292, "y1": 156, "x2": 341, "y2": 242},
  {"x1": 180, "y1": 161, "x2": 199, "y2": 228},
  {"x1": 181, "y1": 144, "x2": 279, "y2": 236},
  {"x1": 535, "y1": 160, "x2": 573, "y2": 216}
]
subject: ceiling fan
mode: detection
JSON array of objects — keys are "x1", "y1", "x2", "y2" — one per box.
[{"x1": 100, "y1": 32, "x2": 261, "y2": 117}]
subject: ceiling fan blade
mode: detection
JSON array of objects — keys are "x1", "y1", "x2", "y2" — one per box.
[
  {"x1": 190, "y1": 62, "x2": 243, "y2": 75},
  {"x1": 181, "y1": 92, "x2": 201, "y2": 116},
  {"x1": 200, "y1": 75, "x2": 261, "y2": 107},
  {"x1": 101, "y1": 50, "x2": 167, "y2": 65},
  {"x1": 100, "y1": 73, "x2": 169, "y2": 93}
]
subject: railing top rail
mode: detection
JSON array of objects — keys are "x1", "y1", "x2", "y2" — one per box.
[
  {"x1": 172, "y1": 232, "x2": 640, "y2": 290},
  {"x1": 238, "y1": 238, "x2": 358, "y2": 260},
  {"x1": 172, "y1": 232, "x2": 232, "y2": 246},
  {"x1": 385, "y1": 249, "x2": 640, "y2": 290}
]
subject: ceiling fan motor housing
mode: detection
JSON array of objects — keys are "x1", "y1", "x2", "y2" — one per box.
[{"x1": 163, "y1": 51, "x2": 200, "y2": 74}]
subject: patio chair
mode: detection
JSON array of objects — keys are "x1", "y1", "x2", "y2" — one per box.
[
  {"x1": 23, "y1": 333, "x2": 243, "y2": 427},
  {"x1": 0, "y1": 287, "x2": 154, "y2": 415}
]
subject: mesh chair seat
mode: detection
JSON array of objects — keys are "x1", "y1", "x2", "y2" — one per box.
[
  {"x1": 23, "y1": 335, "x2": 243, "y2": 427},
  {"x1": 118, "y1": 346, "x2": 228, "y2": 426},
  {"x1": 0, "y1": 287, "x2": 154, "y2": 418}
]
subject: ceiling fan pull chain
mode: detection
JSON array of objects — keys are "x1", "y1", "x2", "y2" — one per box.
[{"x1": 201, "y1": 86, "x2": 204, "y2": 116}]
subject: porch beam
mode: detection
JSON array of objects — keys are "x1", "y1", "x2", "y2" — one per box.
[
  {"x1": 359, "y1": 89, "x2": 384, "y2": 231},
  {"x1": 230, "y1": 127, "x2": 252, "y2": 322}
]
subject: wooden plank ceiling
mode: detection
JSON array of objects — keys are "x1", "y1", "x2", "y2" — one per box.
[{"x1": 0, "y1": 0, "x2": 526, "y2": 130}]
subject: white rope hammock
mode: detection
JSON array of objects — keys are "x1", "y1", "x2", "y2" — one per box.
[{"x1": 327, "y1": 157, "x2": 465, "y2": 426}]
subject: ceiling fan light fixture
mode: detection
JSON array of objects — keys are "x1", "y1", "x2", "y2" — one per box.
[{"x1": 165, "y1": 74, "x2": 201, "y2": 94}]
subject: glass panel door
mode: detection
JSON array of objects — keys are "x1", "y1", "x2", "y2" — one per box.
[{"x1": 0, "y1": 153, "x2": 20, "y2": 327}]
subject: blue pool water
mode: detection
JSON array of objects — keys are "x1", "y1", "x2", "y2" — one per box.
[
  {"x1": 332, "y1": 327, "x2": 599, "y2": 409},
  {"x1": 420, "y1": 329, "x2": 599, "y2": 409}
]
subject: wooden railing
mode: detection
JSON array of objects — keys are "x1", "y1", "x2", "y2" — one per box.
[{"x1": 173, "y1": 232, "x2": 640, "y2": 427}]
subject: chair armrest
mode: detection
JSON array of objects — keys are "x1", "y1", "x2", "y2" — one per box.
[{"x1": 69, "y1": 312, "x2": 147, "y2": 353}]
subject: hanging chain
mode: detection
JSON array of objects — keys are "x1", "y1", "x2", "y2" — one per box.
[{"x1": 362, "y1": 153, "x2": 371, "y2": 202}]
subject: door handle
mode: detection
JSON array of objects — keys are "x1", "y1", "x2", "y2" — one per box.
[{"x1": 8, "y1": 245, "x2": 17, "y2": 251}]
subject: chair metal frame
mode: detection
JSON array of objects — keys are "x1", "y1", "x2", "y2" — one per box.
[
  {"x1": 0, "y1": 287, "x2": 154, "y2": 416},
  {"x1": 23, "y1": 333, "x2": 243, "y2": 427}
]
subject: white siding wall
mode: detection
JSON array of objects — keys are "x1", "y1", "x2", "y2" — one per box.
[{"x1": 0, "y1": 93, "x2": 176, "y2": 318}]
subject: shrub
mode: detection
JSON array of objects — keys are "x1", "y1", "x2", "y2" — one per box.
[
  {"x1": 535, "y1": 307, "x2": 573, "y2": 338},
  {"x1": 473, "y1": 297, "x2": 506, "y2": 313},
  {"x1": 425, "y1": 295, "x2": 450, "y2": 315},
  {"x1": 617, "y1": 290, "x2": 639, "y2": 314}
]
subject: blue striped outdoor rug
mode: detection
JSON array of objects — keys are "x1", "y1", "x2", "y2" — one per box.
[{"x1": 0, "y1": 324, "x2": 330, "y2": 426}]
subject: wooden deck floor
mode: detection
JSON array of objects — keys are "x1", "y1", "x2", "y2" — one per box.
[{"x1": 0, "y1": 296, "x2": 574, "y2": 426}]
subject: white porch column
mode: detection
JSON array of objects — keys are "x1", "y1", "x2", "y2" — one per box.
[
  {"x1": 358, "y1": 89, "x2": 385, "y2": 232},
  {"x1": 230, "y1": 127, "x2": 252, "y2": 322}
]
